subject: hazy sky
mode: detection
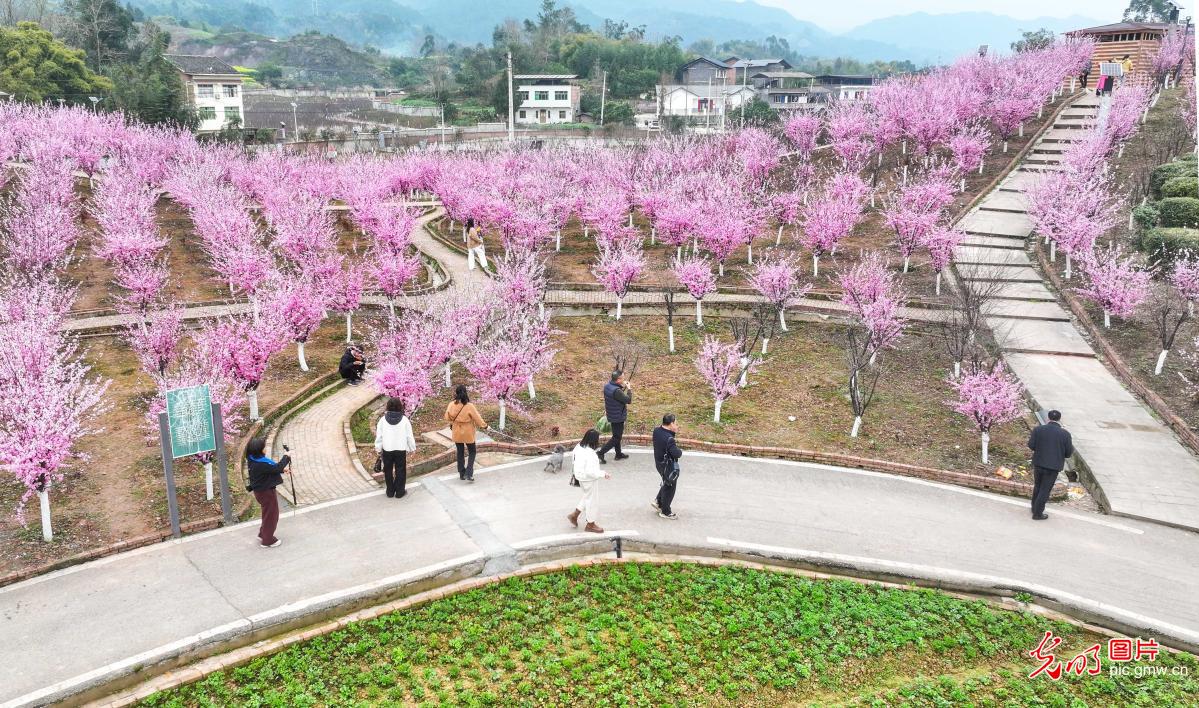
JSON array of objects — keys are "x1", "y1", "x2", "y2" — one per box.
[{"x1": 755, "y1": 0, "x2": 1197, "y2": 32}]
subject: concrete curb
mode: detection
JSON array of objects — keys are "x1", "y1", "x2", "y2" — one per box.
[{"x1": 79, "y1": 539, "x2": 1198, "y2": 708}]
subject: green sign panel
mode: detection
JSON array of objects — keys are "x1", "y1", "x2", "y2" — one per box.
[{"x1": 165, "y1": 384, "x2": 216, "y2": 458}]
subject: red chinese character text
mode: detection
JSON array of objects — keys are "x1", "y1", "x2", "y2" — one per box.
[
  {"x1": 1028, "y1": 631, "x2": 1064, "y2": 680},
  {"x1": 1063, "y1": 643, "x2": 1102, "y2": 676},
  {"x1": 1108, "y1": 638, "x2": 1134, "y2": 662},
  {"x1": 1136, "y1": 638, "x2": 1160, "y2": 661}
]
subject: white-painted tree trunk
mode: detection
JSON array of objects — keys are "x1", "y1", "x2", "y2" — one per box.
[
  {"x1": 1103, "y1": 309, "x2": 1111, "y2": 328},
  {"x1": 388, "y1": 300, "x2": 396, "y2": 318},
  {"x1": 776, "y1": 224, "x2": 784, "y2": 245},
  {"x1": 528, "y1": 379, "x2": 536, "y2": 399},
  {"x1": 498, "y1": 400, "x2": 507, "y2": 431},
  {"x1": 1050, "y1": 240, "x2": 1056, "y2": 262},
  {"x1": 812, "y1": 254, "x2": 819, "y2": 277},
  {"x1": 693, "y1": 237, "x2": 698, "y2": 253},
  {"x1": 668, "y1": 325, "x2": 675, "y2": 353},
  {"x1": 538, "y1": 301, "x2": 545, "y2": 318},
  {"x1": 713, "y1": 398, "x2": 723, "y2": 423},
  {"x1": 614, "y1": 298, "x2": 623, "y2": 320},
  {"x1": 1065, "y1": 255, "x2": 1072, "y2": 280},
  {"x1": 445, "y1": 362, "x2": 452, "y2": 387},
  {"x1": 1018, "y1": 123, "x2": 1024, "y2": 138},
  {"x1": 960, "y1": 177, "x2": 966, "y2": 193},
  {"x1": 345, "y1": 312, "x2": 353, "y2": 343},
  {"x1": 902, "y1": 164, "x2": 908, "y2": 185},
  {"x1": 779, "y1": 310, "x2": 788, "y2": 331},
  {"x1": 248, "y1": 390, "x2": 260, "y2": 420},
  {"x1": 953, "y1": 360, "x2": 961, "y2": 378},
  {"x1": 935, "y1": 271, "x2": 942, "y2": 295},
  {"x1": 39, "y1": 489, "x2": 52, "y2": 541},
  {"x1": 628, "y1": 212, "x2": 634, "y2": 227},
  {"x1": 747, "y1": 244, "x2": 753, "y2": 264},
  {"x1": 297, "y1": 341, "x2": 309, "y2": 371},
  {"x1": 850, "y1": 416, "x2": 862, "y2": 438},
  {"x1": 650, "y1": 227, "x2": 656, "y2": 245},
  {"x1": 902, "y1": 140, "x2": 906, "y2": 155},
  {"x1": 981, "y1": 432, "x2": 990, "y2": 464},
  {"x1": 1070, "y1": 76, "x2": 1076, "y2": 92},
  {"x1": 718, "y1": 261, "x2": 725, "y2": 276},
  {"x1": 555, "y1": 229, "x2": 561, "y2": 251},
  {"x1": 204, "y1": 462, "x2": 214, "y2": 500},
  {"x1": 738, "y1": 356, "x2": 749, "y2": 387},
  {"x1": 1038, "y1": 104, "x2": 1043, "y2": 118},
  {"x1": 902, "y1": 256, "x2": 910, "y2": 273},
  {"x1": 252, "y1": 296, "x2": 260, "y2": 323},
  {"x1": 1155, "y1": 350, "x2": 1168, "y2": 375},
  {"x1": 761, "y1": 337, "x2": 769, "y2": 355},
  {"x1": 1003, "y1": 140, "x2": 1009, "y2": 153},
  {"x1": 584, "y1": 226, "x2": 589, "y2": 238},
  {"x1": 695, "y1": 300, "x2": 703, "y2": 325}
]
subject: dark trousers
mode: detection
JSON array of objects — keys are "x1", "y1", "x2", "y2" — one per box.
[
  {"x1": 340, "y1": 362, "x2": 365, "y2": 382},
  {"x1": 655, "y1": 472, "x2": 677, "y2": 515},
  {"x1": 598, "y1": 421, "x2": 625, "y2": 457},
  {"x1": 1080, "y1": 74, "x2": 1089, "y2": 88},
  {"x1": 382, "y1": 450, "x2": 407, "y2": 496},
  {"x1": 254, "y1": 488, "x2": 280, "y2": 545},
  {"x1": 1031, "y1": 466, "x2": 1059, "y2": 516},
  {"x1": 455, "y1": 443, "x2": 477, "y2": 480}
]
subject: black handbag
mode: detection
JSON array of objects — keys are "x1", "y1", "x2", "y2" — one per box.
[
  {"x1": 661, "y1": 452, "x2": 680, "y2": 486},
  {"x1": 569, "y1": 474, "x2": 580, "y2": 487},
  {"x1": 373, "y1": 456, "x2": 382, "y2": 474}
]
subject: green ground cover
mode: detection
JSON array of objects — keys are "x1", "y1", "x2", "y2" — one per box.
[{"x1": 140, "y1": 564, "x2": 1198, "y2": 706}]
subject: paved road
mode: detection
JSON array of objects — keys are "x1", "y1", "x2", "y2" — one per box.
[
  {"x1": 3, "y1": 450, "x2": 1197, "y2": 707},
  {"x1": 952, "y1": 93, "x2": 1199, "y2": 532}
]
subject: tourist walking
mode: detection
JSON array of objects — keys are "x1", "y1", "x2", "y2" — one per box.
[
  {"x1": 1027, "y1": 410, "x2": 1074, "y2": 520},
  {"x1": 567, "y1": 429, "x2": 610, "y2": 533},
  {"x1": 1119, "y1": 55, "x2": 1133, "y2": 86},
  {"x1": 375, "y1": 397, "x2": 417, "y2": 498},
  {"x1": 466, "y1": 218, "x2": 488, "y2": 271},
  {"x1": 246, "y1": 437, "x2": 291, "y2": 548},
  {"x1": 651, "y1": 413, "x2": 683, "y2": 520},
  {"x1": 339, "y1": 345, "x2": 367, "y2": 385},
  {"x1": 597, "y1": 371, "x2": 633, "y2": 464},
  {"x1": 445, "y1": 384, "x2": 489, "y2": 482},
  {"x1": 1079, "y1": 65, "x2": 1090, "y2": 89}
]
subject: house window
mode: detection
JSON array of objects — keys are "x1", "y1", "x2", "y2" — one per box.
[
  {"x1": 517, "y1": 91, "x2": 529, "y2": 102},
  {"x1": 197, "y1": 84, "x2": 214, "y2": 98},
  {"x1": 519, "y1": 110, "x2": 527, "y2": 118},
  {"x1": 224, "y1": 107, "x2": 240, "y2": 123},
  {"x1": 197, "y1": 106, "x2": 216, "y2": 121},
  {"x1": 554, "y1": 90, "x2": 568, "y2": 101},
  {"x1": 559, "y1": 110, "x2": 566, "y2": 119},
  {"x1": 534, "y1": 91, "x2": 549, "y2": 100},
  {"x1": 223, "y1": 84, "x2": 238, "y2": 98}
]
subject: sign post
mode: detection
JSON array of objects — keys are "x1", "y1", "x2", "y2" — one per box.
[
  {"x1": 211, "y1": 404, "x2": 234, "y2": 525},
  {"x1": 160, "y1": 385, "x2": 220, "y2": 538}
]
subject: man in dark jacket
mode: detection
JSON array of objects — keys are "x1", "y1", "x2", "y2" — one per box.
[
  {"x1": 598, "y1": 371, "x2": 633, "y2": 464},
  {"x1": 1027, "y1": 410, "x2": 1073, "y2": 520},
  {"x1": 651, "y1": 413, "x2": 683, "y2": 519},
  {"x1": 339, "y1": 345, "x2": 366, "y2": 385},
  {"x1": 246, "y1": 437, "x2": 291, "y2": 548}
]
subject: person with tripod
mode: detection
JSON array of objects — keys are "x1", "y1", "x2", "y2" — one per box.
[{"x1": 246, "y1": 437, "x2": 291, "y2": 548}]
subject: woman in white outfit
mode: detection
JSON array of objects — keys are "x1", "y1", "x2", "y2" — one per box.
[
  {"x1": 466, "y1": 218, "x2": 488, "y2": 272},
  {"x1": 374, "y1": 397, "x2": 417, "y2": 498},
  {"x1": 567, "y1": 429, "x2": 609, "y2": 533}
]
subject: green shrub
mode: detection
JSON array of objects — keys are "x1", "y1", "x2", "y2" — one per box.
[
  {"x1": 1138, "y1": 227, "x2": 1199, "y2": 265},
  {"x1": 1132, "y1": 202, "x2": 1160, "y2": 233},
  {"x1": 1151, "y1": 160, "x2": 1197, "y2": 199},
  {"x1": 1162, "y1": 175, "x2": 1199, "y2": 199},
  {"x1": 1159, "y1": 197, "x2": 1199, "y2": 227}
]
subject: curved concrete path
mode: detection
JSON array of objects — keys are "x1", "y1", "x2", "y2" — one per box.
[
  {"x1": 953, "y1": 92, "x2": 1199, "y2": 532},
  {"x1": 3, "y1": 450, "x2": 1198, "y2": 707}
]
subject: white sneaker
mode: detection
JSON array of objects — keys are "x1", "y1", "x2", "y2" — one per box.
[
  {"x1": 658, "y1": 511, "x2": 678, "y2": 520},
  {"x1": 651, "y1": 501, "x2": 660, "y2": 512},
  {"x1": 261, "y1": 539, "x2": 282, "y2": 548}
]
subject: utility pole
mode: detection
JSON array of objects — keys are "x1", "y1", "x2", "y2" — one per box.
[
  {"x1": 706, "y1": 76, "x2": 711, "y2": 131},
  {"x1": 599, "y1": 70, "x2": 607, "y2": 126},
  {"x1": 507, "y1": 51, "x2": 515, "y2": 142},
  {"x1": 740, "y1": 60, "x2": 748, "y2": 128},
  {"x1": 440, "y1": 103, "x2": 446, "y2": 146}
]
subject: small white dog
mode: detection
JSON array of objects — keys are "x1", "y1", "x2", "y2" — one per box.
[{"x1": 543, "y1": 445, "x2": 566, "y2": 474}]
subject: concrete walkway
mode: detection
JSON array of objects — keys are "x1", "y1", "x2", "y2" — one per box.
[
  {"x1": 952, "y1": 93, "x2": 1199, "y2": 532},
  {"x1": 3, "y1": 450, "x2": 1198, "y2": 707}
]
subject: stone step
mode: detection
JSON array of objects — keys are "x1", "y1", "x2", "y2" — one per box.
[
  {"x1": 1018, "y1": 164, "x2": 1066, "y2": 173},
  {"x1": 1024, "y1": 157, "x2": 1062, "y2": 165},
  {"x1": 960, "y1": 211, "x2": 1034, "y2": 237},
  {"x1": 985, "y1": 299, "x2": 1072, "y2": 321},
  {"x1": 954, "y1": 246, "x2": 1032, "y2": 266},
  {"x1": 1031, "y1": 147, "x2": 1065, "y2": 155},
  {"x1": 423, "y1": 427, "x2": 494, "y2": 449},
  {"x1": 987, "y1": 316, "x2": 1095, "y2": 357},
  {"x1": 957, "y1": 264, "x2": 1043, "y2": 283},
  {"x1": 996, "y1": 171, "x2": 1042, "y2": 193},
  {"x1": 961, "y1": 235, "x2": 1027, "y2": 249},
  {"x1": 967, "y1": 280, "x2": 1057, "y2": 301},
  {"x1": 977, "y1": 192, "x2": 1028, "y2": 213}
]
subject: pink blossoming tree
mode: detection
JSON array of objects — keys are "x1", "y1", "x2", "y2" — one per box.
[
  {"x1": 694, "y1": 335, "x2": 757, "y2": 422},
  {"x1": 748, "y1": 251, "x2": 811, "y2": 333},
  {"x1": 947, "y1": 362, "x2": 1025, "y2": 463},
  {"x1": 1076, "y1": 246, "x2": 1151, "y2": 328},
  {"x1": 672, "y1": 255, "x2": 718, "y2": 325},
  {"x1": 592, "y1": 244, "x2": 645, "y2": 320}
]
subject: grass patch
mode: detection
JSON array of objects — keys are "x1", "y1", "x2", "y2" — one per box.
[{"x1": 138, "y1": 564, "x2": 1199, "y2": 706}]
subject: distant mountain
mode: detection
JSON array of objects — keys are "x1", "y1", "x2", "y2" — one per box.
[{"x1": 842, "y1": 12, "x2": 1103, "y2": 63}]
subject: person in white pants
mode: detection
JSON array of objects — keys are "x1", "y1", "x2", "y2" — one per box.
[
  {"x1": 466, "y1": 218, "x2": 488, "y2": 271},
  {"x1": 567, "y1": 429, "x2": 609, "y2": 533}
]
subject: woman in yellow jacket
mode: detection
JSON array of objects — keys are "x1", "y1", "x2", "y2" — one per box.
[{"x1": 445, "y1": 384, "x2": 489, "y2": 482}]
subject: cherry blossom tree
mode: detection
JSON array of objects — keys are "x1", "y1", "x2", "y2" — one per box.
[
  {"x1": 592, "y1": 244, "x2": 645, "y2": 320},
  {"x1": 494, "y1": 251, "x2": 549, "y2": 317},
  {"x1": 748, "y1": 251, "x2": 810, "y2": 332},
  {"x1": 801, "y1": 172, "x2": 868, "y2": 276},
  {"x1": 1168, "y1": 254, "x2": 1199, "y2": 316},
  {"x1": 840, "y1": 254, "x2": 907, "y2": 437},
  {"x1": 924, "y1": 225, "x2": 965, "y2": 295},
  {"x1": 947, "y1": 362, "x2": 1025, "y2": 463},
  {"x1": 369, "y1": 251, "x2": 423, "y2": 317},
  {"x1": 1076, "y1": 246, "x2": 1150, "y2": 328},
  {"x1": 948, "y1": 125, "x2": 990, "y2": 190},
  {"x1": 128, "y1": 306, "x2": 185, "y2": 378},
  {"x1": 195, "y1": 316, "x2": 284, "y2": 421},
  {"x1": 322, "y1": 262, "x2": 364, "y2": 343},
  {"x1": 694, "y1": 335, "x2": 756, "y2": 423},
  {"x1": 783, "y1": 113, "x2": 821, "y2": 161},
  {"x1": 672, "y1": 255, "x2": 717, "y2": 325},
  {"x1": 465, "y1": 311, "x2": 556, "y2": 429},
  {"x1": 268, "y1": 280, "x2": 326, "y2": 371}
]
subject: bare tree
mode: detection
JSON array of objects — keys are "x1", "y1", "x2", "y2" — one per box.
[
  {"x1": 844, "y1": 325, "x2": 884, "y2": 438},
  {"x1": 751, "y1": 300, "x2": 780, "y2": 355},
  {"x1": 606, "y1": 335, "x2": 647, "y2": 381},
  {"x1": 729, "y1": 315, "x2": 766, "y2": 387},
  {"x1": 940, "y1": 267, "x2": 1005, "y2": 377},
  {"x1": 662, "y1": 289, "x2": 677, "y2": 353},
  {"x1": 1149, "y1": 285, "x2": 1191, "y2": 375}
]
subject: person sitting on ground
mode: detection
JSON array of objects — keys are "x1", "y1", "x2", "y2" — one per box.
[{"x1": 339, "y1": 345, "x2": 366, "y2": 385}]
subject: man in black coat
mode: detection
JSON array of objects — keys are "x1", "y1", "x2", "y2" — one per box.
[
  {"x1": 598, "y1": 371, "x2": 633, "y2": 464},
  {"x1": 651, "y1": 413, "x2": 683, "y2": 519},
  {"x1": 1027, "y1": 409, "x2": 1074, "y2": 520},
  {"x1": 339, "y1": 345, "x2": 366, "y2": 385}
]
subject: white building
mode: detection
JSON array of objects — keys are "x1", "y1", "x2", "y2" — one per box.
[
  {"x1": 164, "y1": 54, "x2": 246, "y2": 133},
  {"x1": 514, "y1": 74, "x2": 578, "y2": 125},
  {"x1": 656, "y1": 84, "x2": 756, "y2": 122}
]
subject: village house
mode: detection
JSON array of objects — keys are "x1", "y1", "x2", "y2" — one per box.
[
  {"x1": 163, "y1": 54, "x2": 245, "y2": 133},
  {"x1": 513, "y1": 74, "x2": 579, "y2": 125},
  {"x1": 751, "y1": 70, "x2": 816, "y2": 111},
  {"x1": 1067, "y1": 20, "x2": 1194, "y2": 84}
]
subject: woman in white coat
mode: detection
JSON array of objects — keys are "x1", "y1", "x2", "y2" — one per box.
[
  {"x1": 567, "y1": 428, "x2": 610, "y2": 533},
  {"x1": 375, "y1": 397, "x2": 417, "y2": 498}
]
